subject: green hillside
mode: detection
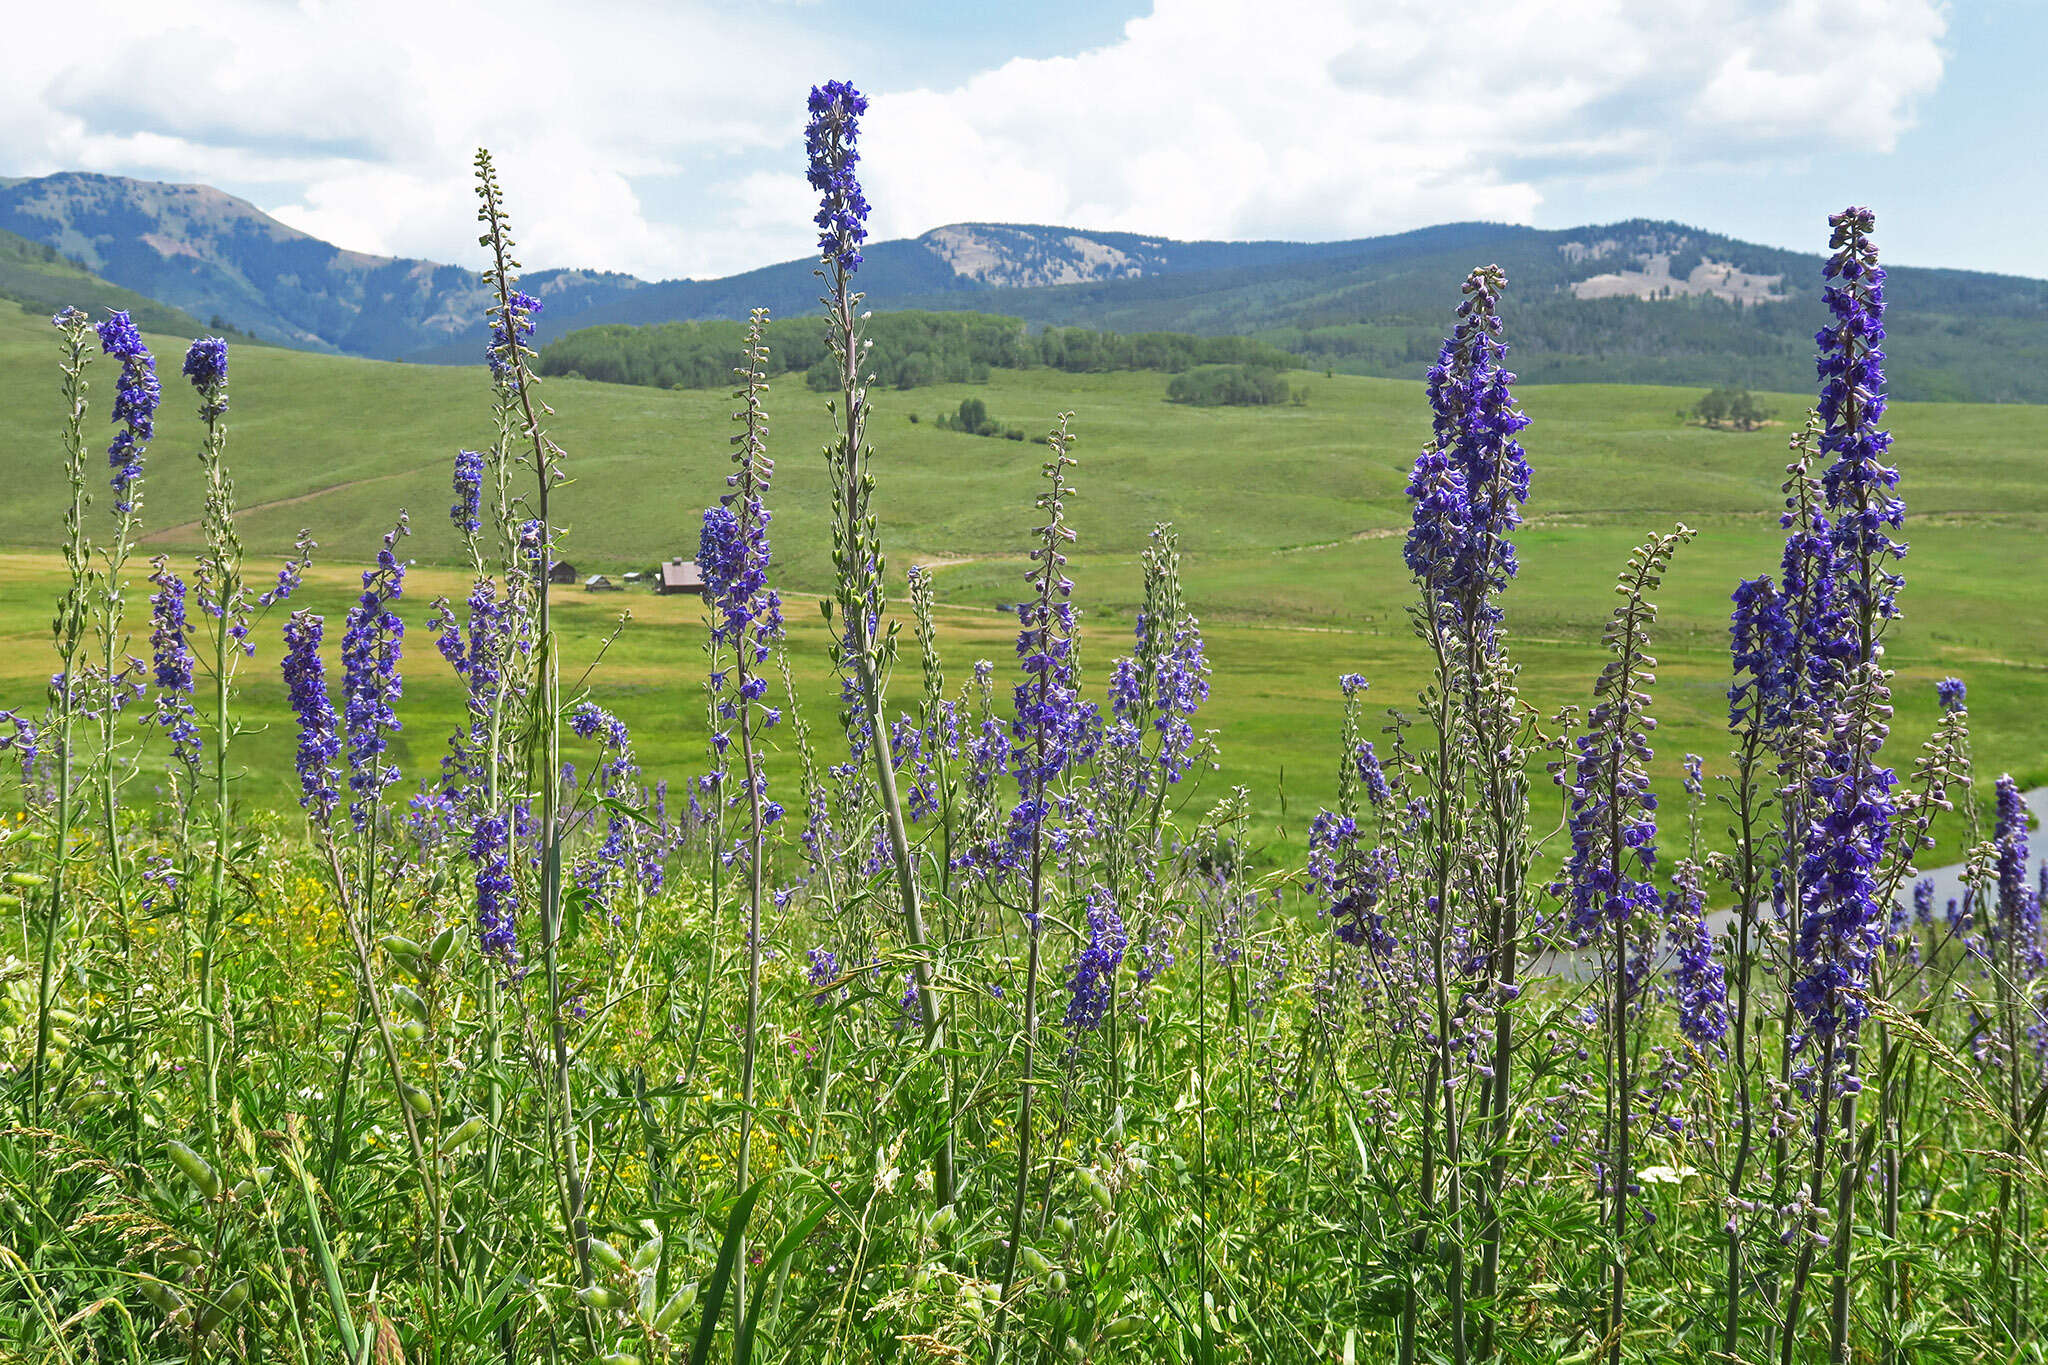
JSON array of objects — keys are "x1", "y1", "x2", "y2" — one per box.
[
  {"x1": 1, "y1": 300, "x2": 2044, "y2": 850},
  {"x1": 0, "y1": 226, "x2": 216, "y2": 336}
]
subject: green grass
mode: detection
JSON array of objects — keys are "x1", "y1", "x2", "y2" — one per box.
[{"x1": 2, "y1": 301, "x2": 2045, "y2": 858}]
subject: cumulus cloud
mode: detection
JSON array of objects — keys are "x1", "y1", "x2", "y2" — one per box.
[
  {"x1": 0, "y1": 0, "x2": 835, "y2": 278},
  {"x1": 859, "y1": 0, "x2": 1948, "y2": 243},
  {"x1": 0, "y1": 0, "x2": 1947, "y2": 276}
]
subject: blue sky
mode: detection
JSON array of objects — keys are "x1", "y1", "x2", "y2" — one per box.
[{"x1": 4, "y1": 1, "x2": 2038, "y2": 281}]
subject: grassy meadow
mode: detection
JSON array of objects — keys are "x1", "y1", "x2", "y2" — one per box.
[
  {"x1": 7, "y1": 168, "x2": 2048, "y2": 1360},
  {"x1": 1, "y1": 301, "x2": 2043, "y2": 860}
]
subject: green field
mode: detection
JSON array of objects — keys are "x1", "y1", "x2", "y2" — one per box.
[{"x1": 2, "y1": 301, "x2": 2044, "y2": 856}]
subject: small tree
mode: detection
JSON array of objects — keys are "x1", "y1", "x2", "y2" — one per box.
[{"x1": 1693, "y1": 385, "x2": 1766, "y2": 430}]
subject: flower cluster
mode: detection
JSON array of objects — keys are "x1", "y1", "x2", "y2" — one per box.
[
  {"x1": 487, "y1": 292, "x2": 542, "y2": 386},
  {"x1": 451, "y1": 449, "x2": 485, "y2": 537},
  {"x1": 1816, "y1": 207, "x2": 1905, "y2": 627},
  {"x1": 471, "y1": 813, "x2": 518, "y2": 965},
  {"x1": 0, "y1": 710, "x2": 38, "y2": 784},
  {"x1": 96, "y1": 311, "x2": 159, "y2": 513},
  {"x1": 1993, "y1": 775, "x2": 2042, "y2": 978},
  {"x1": 282, "y1": 612, "x2": 342, "y2": 825},
  {"x1": 1006, "y1": 426, "x2": 1091, "y2": 872},
  {"x1": 1789, "y1": 210, "x2": 1906, "y2": 1043},
  {"x1": 182, "y1": 337, "x2": 229, "y2": 420},
  {"x1": 570, "y1": 702, "x2": 650, "y2": 911},
  {"x1": 1405, "y1": 265, "x2": 1532, "y2": 626},
  {"x1": 146, "y1": 557, "x2": 201, "y2": 773},
  {"x1": 805, "y1": 81, "x2": 872, "y2": 271},
  {"x1": 1728, "y1": 575, "x2": 1795, "y2": 732},
  {"x1": 1667, "y1": 860, "x2": 1728, "y2": 1049},
  {"x1": 1064, "y1": 885, "x2": 1127, "y2": 1034},
  {"x1": 340, "y1": 517, "x2": 410, "y2": 829}
]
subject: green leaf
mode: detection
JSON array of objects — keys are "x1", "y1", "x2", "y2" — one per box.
[
  {"x1": 692, "y1": 1174, "x2": 769, "y2": 1365},
  {"x1": 735, "y1": 1192, "x2": 832, "y2": 1361}
]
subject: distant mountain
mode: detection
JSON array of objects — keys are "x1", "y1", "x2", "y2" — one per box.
[
  {"x1": 5, "y1": 171, "x2": 2045, "y2": 401},
  {"x1": 0, "y1": 172, "x2": 646, "y2": 358}
]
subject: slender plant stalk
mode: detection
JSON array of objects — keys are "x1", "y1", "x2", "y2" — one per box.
[
  {"x1": 823, "y1": 248, "x2": 954, "y2": 1208},
  {"x1": 31, "y1": 313, "x2": 93, "y2": 1118}
]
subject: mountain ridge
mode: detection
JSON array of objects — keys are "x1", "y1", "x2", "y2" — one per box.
[{"x1": 2, "y1": 171, "x2": 2044, "y2": 400}]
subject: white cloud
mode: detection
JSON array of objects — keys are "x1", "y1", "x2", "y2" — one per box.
[
  {"x1": 0, "y1": 0, "x2": 836, "y2": 278},
  {"x1": 0, "y1": 0, "x2": 1948, "y2": 276},
  {"x1": 859, "y1": 0, "x2": 1948, "y2": 244}
]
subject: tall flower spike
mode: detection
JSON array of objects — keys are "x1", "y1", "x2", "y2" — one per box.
[
  {"x1": 96, "y1": 310, "x2": 159, "y2": 514},
  {"x1": 1408, "y1": 265, "x2": 1532, "y2": 625},
  {"x1": 1006, "y1": 416, "x2": 1087, "y2": 872},
  {"x1": 282, "y1": 612, "x2": 342, "y2": 825},
  {"x1": 340, "y1": 517, "x2": 411, "y2": 829},
  {"x1": 1993, "y1": 775, "x2": 2042, "y2": 977},
  {"x1": 1789, "y1": 210, "x2": 1906, "y2": 1043},
  {"x1": 146, "y1": 557, "x2": 201, "y2": 774},
  {"x1": 806, "y1": 81, "x2": 872, "y2": 271},
  {"x1": 1816, "y1": 207, "x2": 1905, "y2": 627}
]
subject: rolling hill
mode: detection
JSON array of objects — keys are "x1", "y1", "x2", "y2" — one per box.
[{"x1": 3, "y1": 172, "x2": 2045, "y2": 400}]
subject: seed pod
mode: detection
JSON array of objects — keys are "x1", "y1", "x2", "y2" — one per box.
[
  {"x1": 400, "y1": 1019, "x2": 427, "y2": 1043},
  {"x1": 389, "y1": 984, "x2": 429, "y2": 1024},
  {"x1": 653, "y1": 1282, "x2": 697, "y2": 1331},
  {"x1": 1020, "y1": 1246, "x2": 1051, "y2": 1276},
  {"x1": 4, "y1": 870, "x2": 50, "y2": 888},
  {"x1": 1045, "y1": 1269, "x2": 1067, "y2": 1295},
  {"x1": 379, "y1": 934, "x2": 422, "y2": 963},
  {"x1": 1102, "y1": 1316, "x2": 1146, "y2": 1338},
  {"x1": 927, "y1": 1204, "x2": 958, "y2": 1238},
  {"x1": 137, "y1": 1274, "x2": 185, "y2": 1316},
  {"x1": 399, "y1": 1083, "x2": 433, "y2": 1116},
  {"x1": 167, "y1": 1140, "x2": 221, "y2": 1199},
  {"x1": 428, "y1": 924, "x2": 460, "y2": 965},
  {"x1": 630, "y1": 1235, "x2": 662, "y2": 1271},
  {"x1": 577, "y1": 1285, "x2": 616, "y2": 1310},
  {"x1": 589, "y1": 1238, "x2": 626, "y2": 1272},
  {"x1": 319, "y1": 1011, "x2": 354, "y2": 1030},
  {"x1": 636, "y1": 1270, "x2": 658, "y2": 1319},
  {"x1": 442, "y1": 1115, "x2": 487, "y2": 1153},
  {"x1": 1052, "y1": 1215, "x2": 1075, "y2": 1240},
  {"x1": 196, "y1": 1277, "x2": 249, "y2": 1335}
]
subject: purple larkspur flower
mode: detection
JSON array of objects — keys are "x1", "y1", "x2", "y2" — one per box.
[
  {"x1": 805, "y1": 81, "x2": 872, "y2": 271},
  {"x1": 1667, "y1": 861, "x2": 1728, "y2": 1049},
  {"x1": 1936, "y1": 677, "x2": 1966, "y2": 713},
  {"x1": 487, "y1": 292, "x2": 542, "y2": 385},
  {"x1": 451, "y1": 449, "x2": 485, "y2": 537},
  {"x1": 146, "y1": 557, "x2": 201, "y2": 772},
  {"x1": 281, "y1": 612, "x2": 342, "y2": 825},
  {"x1": 1789, "y1": 208, "x2": 1905, "y2": 1041},
  {"x1": 96, "y1": 311, "x2": 159, "y2": 513},
  {"x1": 1993, "y1": 775, "x2": 2043, "y2": 978},
  {"x1": 1407, "y1": 265, "x2": 1531, "y2": 628},
  {"x1": 182, "y1": 337, "x2": 229, "y2": 420},
  {"x1": 340, "y1": 517, "x2": 410, "y2": 829},
  {"x1": 471, "y1": 812, "x2": 518, "y2": 965},
  {"x1": 0, "y1": 711, "x2": 38, "y2": 784},
  {"x1": 1064, "y1": 885, "x2": 1127, "y2": 1034}
]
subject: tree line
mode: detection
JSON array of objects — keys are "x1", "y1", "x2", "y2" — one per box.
[{"x1": 534, "y1": 310, "x2": 1301, "y2": 392}]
